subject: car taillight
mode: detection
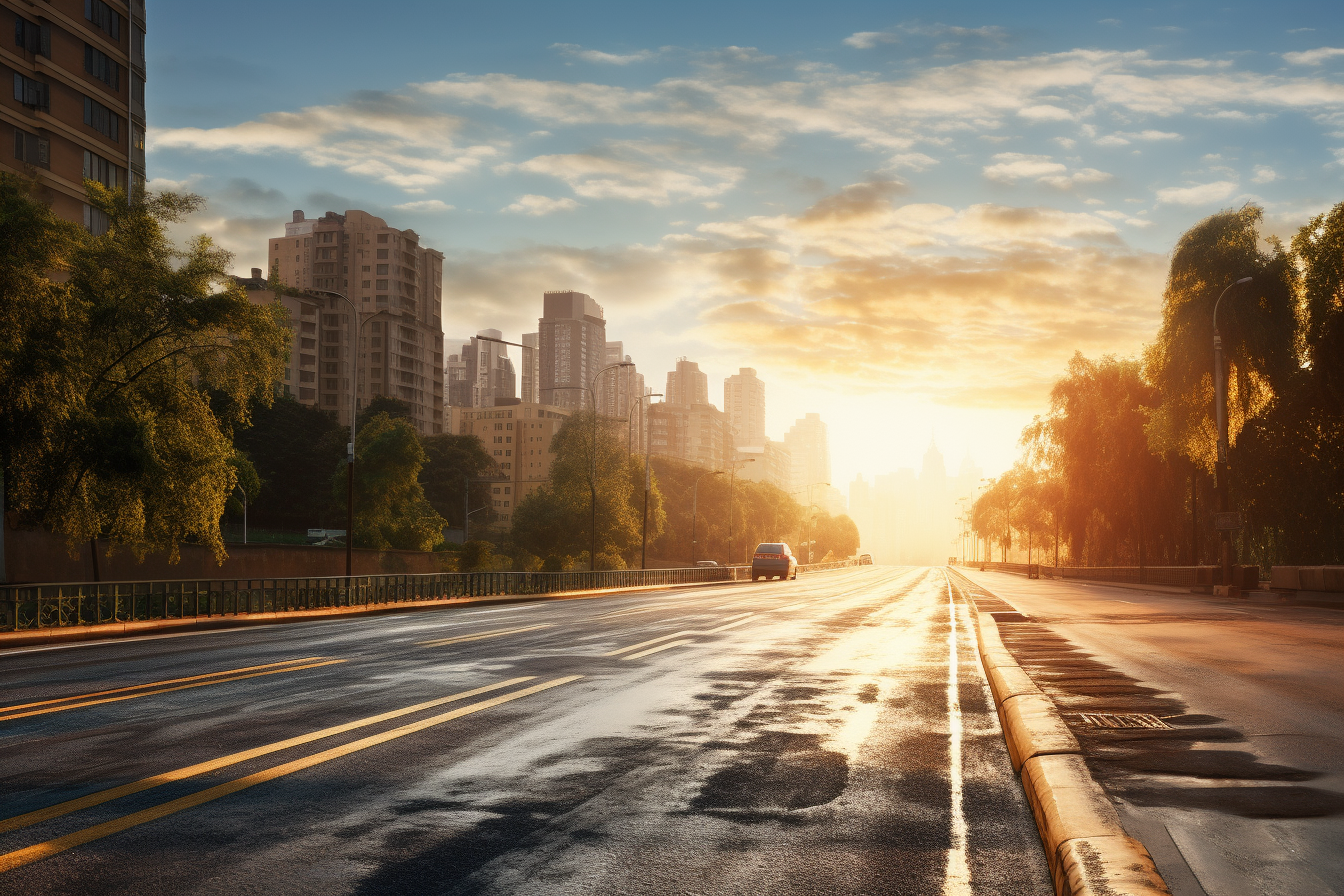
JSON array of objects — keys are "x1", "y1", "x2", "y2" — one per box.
[{"x1": 754, "y1": 552, "x2": 781, "y2": 559}]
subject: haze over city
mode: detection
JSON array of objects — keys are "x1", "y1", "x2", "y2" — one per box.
[{"x1": 146, "y1": 0, "x2": 1344, "y2": 484}]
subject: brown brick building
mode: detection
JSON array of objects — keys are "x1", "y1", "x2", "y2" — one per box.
[{"x1": 2, "y1": 0, "x2": 145, "y2": 228}]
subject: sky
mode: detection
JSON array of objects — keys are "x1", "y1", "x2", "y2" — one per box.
[{"x1": 147, "y1": 0, "x2": 1344, "y2": 492}]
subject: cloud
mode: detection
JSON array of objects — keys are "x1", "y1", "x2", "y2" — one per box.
[
  {"x1": 886, "y1": 152, "x2": 940, "y2": 170},
  {"x1": 1155, "y1": 180, "x2": 1239, "y2": 205},
  {"x1": 982, "y1": 153, "x2": 1111, "y2": 189},
  {"x1": 1251, "y1": 165, "x2": 1278, "y2": 183},
  {"x1": 844, "y1": 31, "x2": 899, "y2": 49},
  {"x1": 1094, "y1": 129, "x2": 1182, "y2": 146},
  {"x1": 1283, "y1": 47, "x2": 1344, "y2": 65},
  {"x1": 151, "y1": 92, "x2": 500, "y2": 192},
  {"x1": 552, "y1": 43, "x2": 658, "y2": 65},
  {"x1": 394, "y1": 199, "x2": 454, "y2": 212},
  {"x1": 1099, "y1": 19, "x2": 1121, "y2": 27},
  {"x1": 146, "y1": 174, "x2": 205, "y2": 192},
  {"x1": 1018, "y1": 104, "x2": 1075, "y2": 121},
  {"x1": 503, "y1": 194, "x2": 580, "y2": 215},
  {"x1": 506, "y1": 142, "x2": 744, "y2": 205}
]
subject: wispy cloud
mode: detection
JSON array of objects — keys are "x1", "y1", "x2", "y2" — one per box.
[
  {"x1": 504, "y1": 141, "x2": 744, "y2": 205},
  {"x1": 1155, "y1": 180, "x2": 1239, "y2": 205},
  {"x1": 1251, "y1": 165, "x2": 1278, "y2": 184},
  {"x1": 982, "y1": 153, "x2": 1110, "y2": 189},
  {"x1": 1283, "y1": 47, "x2": 1344, "y2": 65},
  {"x1": 843, "y1": 31, "x2": 899, "y2": 49},
  {"x1": 552, "y1": 43, "x2": 658, "y2": 65},
  {"x1": 503, "y1": 194, "x2": 579, "y2": 215},
  {"x1": 394, "y1": 199, "x2": 454, "y2": 212}
]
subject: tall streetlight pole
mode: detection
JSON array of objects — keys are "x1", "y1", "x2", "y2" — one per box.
[
  {"x1": 691, "y1": 470, "x2": 725, "y2": 565},
  {"x1": 1213, "y1": 276, "x2": 1253, "y2": 588},
  {"x1": 627, "y1": 392, "x2": 662, "y2": 454},
  {"x1": 628, "y1": 393, "x2": 663, "y2": 570},
  {"x1": 727, "y1": 457, "x2": 755, "y2": 565},
  {"x1": 585, "y1": 361, "x2": 634, "y2": 570}
]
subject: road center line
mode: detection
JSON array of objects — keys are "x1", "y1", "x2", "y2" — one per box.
[
  {"x1": 0, "y1": 675, "x2": 582, "y2": 874},
  {"x1": 0, "y1": 676, "x2": 536, "y2": 836},
  {"x1": 418, "y1": 624, "x2": 553, "y2": 648},
  {"x1": 0, "y1": 660, "x2": 346, "y2": 723},
  {"x1": 943, "y1": 573, "x2": 972, "y2": 896}
]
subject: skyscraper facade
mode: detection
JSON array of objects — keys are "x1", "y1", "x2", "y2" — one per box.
[
  {"x1": 784, "y1": 412, "x2": 831, "y2": 498},
  {"x1": 263, "y1": 209, "x2": 446, "y2": 433},
  {"x1": 538, "y1": 290, "x2": 606, "y2": 409},
  {"x1": 724, "y1": 367, "x2": 766, "y2": 449},
  {"x1": 453, "y1": 329, "x2": 516, "y2": 408},
  {"x1": 665, "y1": 358, "x2": 709, "y2": 407},
  {"x1": 3, "y1": 0, "x2": 148, "y2": 230},
  {"x1": 520, "y1": 332, "x2": 540, "y2": 404}
]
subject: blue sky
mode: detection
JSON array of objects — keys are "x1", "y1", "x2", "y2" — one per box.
[{"x1": 148, "y1": 1, "x2": 1344, "y2": 490}]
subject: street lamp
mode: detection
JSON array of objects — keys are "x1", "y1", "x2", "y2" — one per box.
[
  {"x1": 727, "y1": 457, "x2": 755, "y2": 565},
  {"x1": 585, "y1": 361, "x2": 634, "y2": 570},
  {"x1": 691, "y1": 469, "x2": 725, "y2": 565},
  {"x1": 1212, "y1": 276, "x2": 1253, "y2": 587},
  {"x1": 628, "y1": 392, "x2": 663, "y2": 571}
]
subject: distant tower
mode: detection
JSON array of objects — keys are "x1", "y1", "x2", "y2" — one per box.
[
  {"x1": 784, "y1": 413, "x2": 831, "y2": 498},
  {"x1": 724, "y1": 367, "x2": 766, "y2": 449},
  {"x1": 538, "y1": 290, "x2": 606, "y2": 409}
]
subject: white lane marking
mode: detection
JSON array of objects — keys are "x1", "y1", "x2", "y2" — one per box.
[
  {"x1": 622, "y1": 639, "x2": 696, "y2": 660},
  {"x1": 943, "y1": 572, "x2": 972, "y2": 896}
]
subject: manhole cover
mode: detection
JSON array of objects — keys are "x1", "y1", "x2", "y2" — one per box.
[
  {"x1": 990, "y1": 612, "x2": 1031, "y2": 623},
  {"x1": 1077, "y1": 712, "x2": 1172, "y2": 730}
]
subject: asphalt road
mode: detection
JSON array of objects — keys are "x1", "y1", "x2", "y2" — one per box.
[
  {"x1": 0, "y1": 567, "x2": 1052, "y2": 896},
  {"x1": 953, "y1": 568, "x2": 1344, "y2": 896}
]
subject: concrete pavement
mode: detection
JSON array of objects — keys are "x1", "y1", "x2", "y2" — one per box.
[
  {"x1": 0, "y1": 567, "x2": 1052, "y2": 896},
  {"x1": 953, "y1": 568, "x2": 1344, "y2": 896}
]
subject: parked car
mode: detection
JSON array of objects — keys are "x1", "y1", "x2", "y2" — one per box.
[
  {"x1": 859, "y1": 553, "x2": 873, "y2": 565},
  {"x1": 695, "y1": 560, "x2": 720, "y2": 567},
  {"x1": 751, "y1": 543, "x2": 798, "y2": 581}
]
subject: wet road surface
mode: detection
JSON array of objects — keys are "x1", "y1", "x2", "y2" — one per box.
[
  {"x1": 953, "y1": 568, "x2": 1344, "y2": 896},
  {"x1": 0, "y1": 567, "x2": 1052, "y2": 896}
]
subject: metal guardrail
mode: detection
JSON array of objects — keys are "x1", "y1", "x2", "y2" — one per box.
[{"x1": 0, "y1": 559, "x2": 866, "y2": 633}]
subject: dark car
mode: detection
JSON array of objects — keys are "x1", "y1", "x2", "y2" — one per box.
[{"x1": 751, "y1": 543, "x2": 797, "y2": 581}]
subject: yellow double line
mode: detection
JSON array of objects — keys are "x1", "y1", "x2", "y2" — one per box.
[
  {"x1": 0, "y1": 675, "x2": 581, "y2": 873},
  {"x1": 0, "y1": 657, "x2": 345, "y2": 723}
]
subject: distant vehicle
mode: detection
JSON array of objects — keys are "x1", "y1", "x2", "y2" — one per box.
[
  {"x1": 695, "y1": 560, "x2": 720, "y2": 567},
  {"x1": 859, "y1": 553, "x2": 873, "y2": 565},
  {"x1": 751, "y1": 543, "x2": 798, "y2": 581},
  {"x1": 306, "y1": 528, "x2": 347, "y2": 546}
]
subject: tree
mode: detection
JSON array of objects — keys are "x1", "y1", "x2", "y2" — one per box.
[
  {"x1": 1292, "y1": 201, "x2": 1344, "y2": 413},
  {"x1": 335, "y1": 412, "x2": 445, "y2": 551},
  {"x1": 1145, "y1": 206, "x2": 1297, "y2": 470},
  {"x1": 420, "y1": 433, "x2": 499, "y2": 532},
  {"x1": 810, "y1": 513, "x2": 860, "y2": 561},
  {"x1": 0, "y1": 175, "x2": 289, "y2": 561},
  {"x1": 357, "y1": 395, "x2": 412, "y2": 431},
  {"x1": 232, "y1": 396, "x2": 346, "y2": 531}
]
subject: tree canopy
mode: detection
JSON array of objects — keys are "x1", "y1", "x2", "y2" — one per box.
[{"x1": 335, "y1": 412, "x2": 446, "y2": 551}]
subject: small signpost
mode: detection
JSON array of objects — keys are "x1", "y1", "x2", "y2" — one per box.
[{"x1": 1213, "y1": 512, "x2": 1243, "y2": 531}]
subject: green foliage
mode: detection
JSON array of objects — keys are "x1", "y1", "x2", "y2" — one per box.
[
  {"x1": 357, "y1": 395, "x2": 412, "y2": 431},
  {"x1": 1291, "y1": 201, "x2": 1344, "y2": 413},
  {"x1": 0, "y1": 175, "x2": 289, "y2": 561},
  {"x1": 1144, "y1": 206, "x2": 1298, "y2": 469},
  {"x1": 232, "y1": 396, "x2": 345, "y2": 531},
  {"x1": 225, "y1": 451, "x2": 261, "y2": 518},
  {"x1": 808, "y1": 512, "x2": 860, "y2": 561},
  {"x1": 336, "y1": 412, "x2": 446, "y2": 551},
  {"x1": 458, "y1": 539, "x2": 514, "y2": 572},
  {"x1": 420, "y1": 432, "x2": 499, "y2": 529},
  {"x1": 510, "y1": 411, "x2": 657, "y2": 568}
]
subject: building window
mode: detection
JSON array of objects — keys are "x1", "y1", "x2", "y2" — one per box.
[
  {"x1": 14, "y1": 16, "x2": 51, "y2": 57},
  {"x1": 83, "y1": 204, "x2": 109, "y2": 235},
  {"x1": 85, "y1": 0, "x2": 122, "y2": 40},
  {"x1": 132, "y1": 24, "x2": 145, "y2": 67},
  {"x1": 83, "y1": 96, "x2": 121, "y2": 141},
  {"x1": 377, "y1": 233, "x2": 388, "y2": 244},
  {"x1": 376, "y1": 280, "x2": 388, "y2": 289},
  {"x1": 13, "y1": 73, "x2": 49, "y2": 110},
  {"x1": 83, "y1": 150, "x2": 124, "y2": 189},
  {"x1": 13, "y1": 127, "x2": 49, "y2": 169},
  {"x1": 376, "y1": 264, "x2": 388, "y2": 275},
  {"x1": 84, "y1": 44, "x2": 121, "y2": 89}
]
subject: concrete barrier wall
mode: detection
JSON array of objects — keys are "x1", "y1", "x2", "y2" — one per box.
[{"x1": 4, "y1": 528, "x2": 455, "y2": 584}]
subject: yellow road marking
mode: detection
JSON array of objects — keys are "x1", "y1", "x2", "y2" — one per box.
[
  {"x1": 622, "y1": 640, "x2": 696, "y2": 660},
  {"x1": 0, "y1": 675, "x2": 582, "y2": 874},
  {"x1": 417, "y1": 624, "x2": 552, "y2": 648},
  {"x1": 0, "y1": 676, "x2": 536, "y2": 836},
  {"x1": 702, "y1": 615, "x2": 757, "y2": 634},
  {"x1": 0, "y1": 657, "x2": 330, "y2": 715},
  {"x1": 0, "y1": 660, "x2": 346, "y2": 723}
]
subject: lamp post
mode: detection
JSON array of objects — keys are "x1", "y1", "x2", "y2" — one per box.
[
  {"x1": 691, "y1": 469, "x2": 725, "y2": 565},
  {"x1": 727, "y1": 457, "x2": 755, "y2": 565},
  {"x1": 628, "y1": 393, "x2": 663, "y2": 570},
  {"x1": 585, "y1": 361, "x2": 634, "y2": 570},
  {"x1": 628, "y1": 392, "x2": 662, "y2": 454},
  {"x1": 1212, "y1": 276, "x2": 1253, "y2": 588}
]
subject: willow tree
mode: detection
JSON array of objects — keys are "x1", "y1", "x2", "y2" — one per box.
[
  {"x1": 1144, "y1": 206, "x2": 1298, "y2": 469},
  {"x1": 0, "y1": 175, "x2": 290, "y2": 561}
]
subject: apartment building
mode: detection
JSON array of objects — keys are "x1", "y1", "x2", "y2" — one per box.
[
  {"x1": 538, "y1": 290, "x2": 606, "y2": 409},
  {"x1": 736, "y1": 439, "x2": 792, "y2": 492},
  {"x1": 784, "y1": 412, "x2": 831, "y2": 498},
  {"x1": 457, "y1": 400, "x2": 571, "y2": 527},
  {"x1": 265, "y1": 210, "x2": 446, "y2": 434},
  {"x1": 598, "y1": 341, "x2": 647, "y2": 452},
  {"x1": 449, "y1": 329, "x2": 516, "y2": 408},
  {"x1": 519, "y1": 332, "x2": 539, "y2": 404},
  {"x1": 665, "y1": 358, "x2": 708, "y2": 407},
  {"x1": 647, "y1": 400, "x2": 733, "y2": 471},
  {"x1": 2, "y1": 0, "x2": 147, "y2": 229},
  {"x1": 724, "y1": 367, "x2": 766, "y2": 449}
]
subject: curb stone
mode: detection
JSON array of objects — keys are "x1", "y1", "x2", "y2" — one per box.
[{"x1": 954, "y1": 570, "x2": 1172, "y2": 896}]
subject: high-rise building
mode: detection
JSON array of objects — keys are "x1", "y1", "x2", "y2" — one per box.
[
  {"x1": 597, "y1": 341, "x2": 647, "y2": 450},
  {"x1": 735, "y1": 439, "x2": 791, "y2": 492},
  {"x1": 538, "y1": 291, "x2": 606, "y2": 409},
  {"x1": 724, "y1": 367, "x2": 766, "y2": 449},
  {"x1": 263, "y1": 210, "x2": 446, "y2": 433},
  {"x1": 665, "y1": 358, "x2": 708, "y2": 407},
  {"x1": 520, "y1": 332, "x2": 540, "y2": 404},
  {"x1": 3, "y1": 0, "x2": 148, "y2": 230},
  {"x1": 784, "y1": 413, "x2": 831, "y2": 498},
  {"x1": 457, "y1": 401, "x2": 571, "y2": 527},
  {"x1": 452, "y1": 329, "x2": 516, "y2": 408}
]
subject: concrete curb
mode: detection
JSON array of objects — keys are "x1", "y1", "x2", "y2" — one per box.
[
  {"x1": 0, "y1": 578, "x2": 743, "y2": 650},
  {"x1": 957, "y1": 573, "x2": 1172, "y2": 896}
]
